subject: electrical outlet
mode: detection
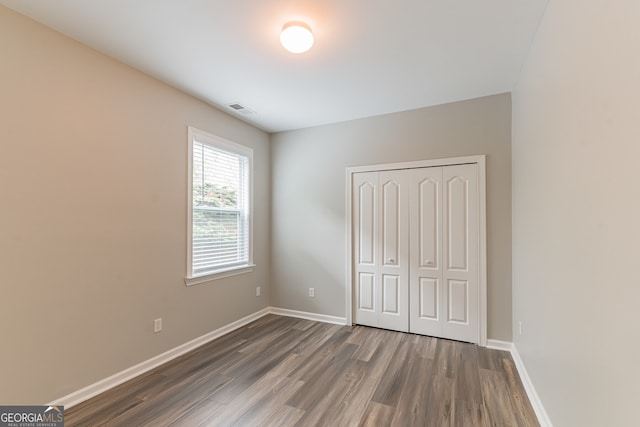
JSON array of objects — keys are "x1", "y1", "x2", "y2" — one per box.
[
  {"x1": 309, "y1": 288, "x2": 315, "y2": 297},
  {"x1": 518, "y1": 321, "x2": 523, "y2": 336},
  {"x1": 256, "y1": 286, "x2": 261, "y2": 297},
  {"x1": 154, "y1": 318, "x2": 162, "y2": 333}
]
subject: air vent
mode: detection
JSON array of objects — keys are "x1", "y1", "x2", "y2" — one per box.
[{"x1": 226, "y1": 102, "x2": 255, "y2": 115}]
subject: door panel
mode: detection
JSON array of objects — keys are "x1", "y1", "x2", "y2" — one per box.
[
  {"x1": 409, "y1": 167, "x2": 443, "y2": 336},
  {"x1": 382, "y1": 181, "x2": 399, "y2": 267},
  {"x1": 419, "y1": 178, "x2": 439, "y2": 270},
  {"x1": 382, "y1": 275, "x2": 400, "y2": 314},
  {"x1": 448, "y1": 279, "x2": 468, "y2": 323},
  {"x1": 353, "y1": 172, "x2": 378, "y2": 328},
  {"x1": 419, "y1": 278, "x2": 438, "y2": 319},
  {"x1": 353, "y1": 171, "x2": 409, "y2": 332},
  {"x1": 442, "y1": 164, "x2": 478, "y2": 342},
  {"x1": 358, "y1": 182, "x2": 376, "y2": 265},
  {"x1": 378, "y1": 171, "x2": 409, "y2": 331},
  {"x1": 447, "y1": 176, "x2": 469, "y2": 271},
  {"x1": 358, "y1": 273, "x2": 375, "y2": 311}
]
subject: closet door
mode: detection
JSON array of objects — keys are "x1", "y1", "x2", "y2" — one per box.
[
  {"x1": 353, "y1": 172, "x2": 378, "y2": 328},
  {"x1": 442, "y1": 163, "x2": 478, "y2": 343},
  {"x1": 409, "y1": 163, "x2": 479, "y2": 343},
  {"x1": 409, "y1": 167, "x2": 443, "y2": 336},
  {"x1": 353, "y1": 171, "x2": 409, "y2": 332},
  {"x1": 378, "y1": 171, "x2": 409, "y2": 331},
  {"x1": 354, "y1": 163, "x2": 479, "y2": 342}
]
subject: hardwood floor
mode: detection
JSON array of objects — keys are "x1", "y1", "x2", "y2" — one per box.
[{"x1": 65, "y1": 315, "x2": 539, "y2": 426}]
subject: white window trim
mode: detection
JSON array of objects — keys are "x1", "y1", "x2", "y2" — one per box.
[
  {"x1": 185, "y1": 264, "x2": 256, "y2": 286},
  {"x1": 185, "y1": 126, "x2": 254, "y2": 286}
]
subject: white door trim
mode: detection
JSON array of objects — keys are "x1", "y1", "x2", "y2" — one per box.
[{"x1": 345, "y1": 155, "x2": 487, "y2": 346}]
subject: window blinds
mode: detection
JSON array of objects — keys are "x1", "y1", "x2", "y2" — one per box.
[{"x1": 192, "y1": 140, "x2": 249, "y2": 275}]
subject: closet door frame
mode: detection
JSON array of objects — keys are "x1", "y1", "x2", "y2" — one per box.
[{"x1": 346, "y1": 155, "x2": 487, "y2": 346}]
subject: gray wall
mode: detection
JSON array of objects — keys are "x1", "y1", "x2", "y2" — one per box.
[
  {"x1": 0, "y1": 6, "x2": 270, "y2": 404},
  {"x1": 512, "y1": 0, "x2": 640, "y2": 425},
  {"x1": 271, "y1": 93, "x2": 513, "y2": 341}
]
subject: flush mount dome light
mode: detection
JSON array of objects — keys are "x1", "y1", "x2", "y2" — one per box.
[{"x1": 280, "y1": 21, "x2": 314, "y2": 53}]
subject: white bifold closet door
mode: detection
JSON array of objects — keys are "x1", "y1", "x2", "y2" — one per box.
[
  {"x1": 353, "y1": 163, "x2": 479, "y2": 343},
  {"x1": 352, "y1": 171, "x2": 409, "y2": 332},
  {"x1": 408, "y1": 164, "x2": 478, "y2": 343}
]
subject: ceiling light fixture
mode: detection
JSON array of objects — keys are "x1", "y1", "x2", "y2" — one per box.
[{"x1": 280, "y1": 21, "x2": 314, "y2": 54}]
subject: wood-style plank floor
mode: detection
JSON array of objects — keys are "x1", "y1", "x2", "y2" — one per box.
[{"x1": 66, "y1": 315, "x2": 539, "y2": 426}]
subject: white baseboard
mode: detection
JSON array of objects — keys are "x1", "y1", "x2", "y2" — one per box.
[
  {"x1": 268, "y1": 307, "x2": 348, "y2": 325},
  {"x1": 486, "y1": 339, "x2": 513, "y2": 351},
  {"x1": 485, "y1": 339, "x2": 553, "y2": 427},
  {"x1": 51, "y1": 307, "x2": 271, "y2": 408},
  {"x1": 510, "y1": 344, "x2": 554, "y2": 427}
]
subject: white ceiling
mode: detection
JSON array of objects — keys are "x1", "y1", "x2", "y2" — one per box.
[{"x1": 0, "y1": 0, "x2": 548, "y2": 133}]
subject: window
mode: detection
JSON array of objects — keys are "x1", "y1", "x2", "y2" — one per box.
[{"x1": 186, "y1": 127, "x2": 253, "y2": 285}]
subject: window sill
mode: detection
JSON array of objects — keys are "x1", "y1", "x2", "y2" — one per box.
[{"x1": 185, "y1": 264, "x2": 256, "y2": 286}]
